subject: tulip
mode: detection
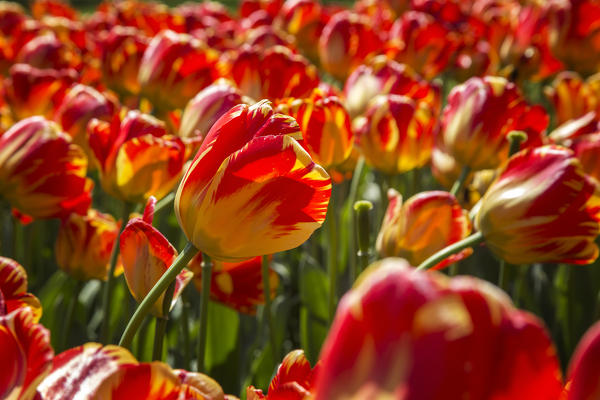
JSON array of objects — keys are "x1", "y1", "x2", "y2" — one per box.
[
  {"x1": 315, "y1": 258, "x2": 563, "y2": 400},
  {"x1": 318, "y1": 11, "x2": 383, "y2": 81},
  {"x1": 570, "y1": 134, "x2": 600, "y2": 183},
  {"x1": 355, "y1": 94, "x2": 436, "y2": 175},
  {"x1": 179, "y1": 79, "x2": 248, "y2": 140},
  {"x1": 0, "y1": 257, "x2": 42, "y2": 322},
  {"x1": 343, "y1": 55, "x2": 440, "y2": 119},
  {"x1": 385, "y1": 11, "x2": 458, "y2": 79},
  {"x1": 88, "y1": 110, "x2": 186, "y2": 203},
  {"x1": 31, "y1": 0, "x2": 77, "y2": 20},
  {"x1": 441, "y1": 76, "x2": 548, "y2": 171},
  {"x1": 377, "y1": 190, "x2": 472, "y2": 269},
  {"x1": 564, "y1": 320, "x2": 600, "y2": 399},
  {"x1": 282, "y1": 89, "x2": 354, "y2": 169},
  {"x1": 279, "y1": 0, "x2": 325, "y2": 61},
  {"x1": 54, "y1": 84, "x2": 116, "y2": 149},
  {"x1": 247, "y1": 350, "x2": 317, "y2": 399},
  {"x1": 4, "y1": 64, "x2": 77, "y2": 120},
  {"x1": 476, "y1": 145, "x2": 600, "y2": 265},
  {"x1": 226, "y1": 44, "x2": 319, "y2": 101},
  {"x1": 138, "y1": 29, "x2": 219, "y2": 111},
  {"x1": 188, "y1": 254, "x2": 278, "y2": 314},
  {"x1": 55, "y1": 209, "x2": 121, "y2": 282},
  {"x1": 0, "y1": 116, "x2": 92, "y2": 220},
  {"x1": 37, "y1": 343, "x2": 231, "y2": 399},
  {"x1": 16, "y1": 32, "x2": 81, "y2": 71},
  {"x1": 175, "y1": 100, "x2": 331, "y2": 261},
  {"x1": 120, "y1": 200, "x2": 192, "y2": 317},
  {"x1": 0, "y1": 308, "x2": 53, "y2": 400},
  {"x1": 97, "y1": 26, "x2": 149, "y2": 97},
  {"x1": 544, "y1": 71, "x2": 600, "y2": 126}
]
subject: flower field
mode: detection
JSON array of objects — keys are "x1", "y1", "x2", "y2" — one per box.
[{"x1": 3, "y1": 0, "x2": 600, "y2": 399}]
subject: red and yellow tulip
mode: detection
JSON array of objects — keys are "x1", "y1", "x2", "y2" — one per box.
[
  {"x1": 377, "y1": 190, "x2": 472, "y2": 269},
  {"x1": 0, "y1": 116, "x2": 92, "y2": 220},
  {"x1": 175, "y1": 100, "x2": 331, "y2": 261},
  {"x1": 0, "y1": 257, "x2": 42, "y2": 322},
  {"x1": 476, "y1": 145, "x2": 600, "y2": 265},
  {"x1": 55, "y1": 209, "x2": 121, "y2": 282}
]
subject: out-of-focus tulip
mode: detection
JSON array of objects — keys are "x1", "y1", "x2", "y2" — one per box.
[
  {"x1": 138, "y1": 29, "x2": 219, "y2": 111},
  {"x1": 4, "y1": 63, "x2": 76, "y2": 120},
  {"x1": 240, "y1": 0, "x2": 282, "y2": 18},
  {"x1": 0, "y1": 2, "x2": 26, "y2": 37},
  {"x1": 354, "y1": 94, "x2": 436, "y2": 175},
  {"x1": 279, "y1": 0, "x2": 325, "y2": 61},
  {"x1": 0, "y1": 116, "x2": 92, "y2": 220},
  {"x1": 55, "y1": 209, "x2": 121, "y2": 282},
  {"x1": 0, "y1": 257, "x2": 42, "y2": 322},
  {"x1": 54, "y1": 84, "x2": 117, "y2": 150},
  {"x1": 0, "y1": 308, "x2": 53, "y2": 400},
  {"x1": 570, "y1": 133, "x2": 600, "y2": 183},
  {"x1": 188, "y1": 254, "x2": 278, "y2": 314},
  {"x1": 15, "y1": 32, "x2": 81, "y2": 71},
  {"x1": 549, "y1": 112, "x2": 600, "y2": 145},
  {"x1": 343, "y1": 55, "x2": 440, "y2": 119},
  {"x1": 226, "y1": 44, "x2": 319, "y2": 101},
  {"x1": 431, "y1": 142, "x2": 464, "y2": 190},
  {"x1": 545, "y1": 71, "x2": 600, "y2": 126},
  {"x1": 179, "y1": 79, "x2": 248, "y2": 140},
  {"x1": 318, "y1": 11, "x2": 383, "y2": 81},
  {"x1": 175, "y1": 100, "x2": 331, "y2": 262},
  {"x1": 97, "y1": 26, "x2": 149, "y2": 97},
  {"x1": 377, "y1": 190, "x2": 472, "y2": 269},
  {"x1": 476, "y1": 145, "x2": 600, "y2": 265},
  {"x1": 441, "y1": 76, "x2": 548, "y2": 171},
  {"x1": 564, "y1": 320, "x2": 600, "y2": 399},
  {"x1": 281, "y1": 89, "x2": 354, "y2": 169},
  {"x1": 120, "y1": 199, "x2": 192, "y2": 317},
  {"x1": 385, "y1": 11, "x2": 458, "y2": 79},
  {"x1": 88, "y1": 110, "x2": 186, "y2": 203},
  {"x1": 247, "y1": 349, "x2": 317, "y2": 399},
  {"x1": 550, "y1": 0, "x2": 600, "y2": 76},
  {"x1": 315, "y1": 258, "x2": 563, "y2": 400},
  {"x1": 38, "y1": 343, "x2": 232, "y2": 399},
  {"x1": 31, "y1": 0, "x2": 77, "y2": 20}
]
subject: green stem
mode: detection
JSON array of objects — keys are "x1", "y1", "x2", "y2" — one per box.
[
  {"x1": 136, "y1": 316, "x2": 151, "y2": 361},
  {"x1": 101, "y1": 202, "x2": 132, "y2": 344},
  {"x1": 119, "y1": 242, "x2": 198, "y2": 349},
  {"x1": 416, "y1": 231, "x2": 484, "y2": 271},
  {"x1": 450, "y1": 166, "x2": 470, "y2": 197},
  {"x1": 262, "y1": 255, "x2": 277, "y2": 361},
  {"x1": 154, "y1": 192, "x2": 175, "y2": 214},
  {"x1": 327, "y1": 189, "x2": 338, "y2": 322},
  {"x1": 354, "y1": 201, "x2": 373, "y2": 279},
  {"x1": 152, "y1": 280, "x2": 176, "y2": 361},
  {"x1": 508, "y1": 131, "x2": 527, "y2": 157},
  {"x1": 180, "y1": 291, "x2": 192, "y2": 370},
  {"x1": 347, "y1": 157, "x2": 366, "y2": 288},
  {"x1": 197, "y1": 253, "x2": 212, "y2": 372},
  {"x1": 61, "y1": 280, "x2": 83, "y2": 352}
]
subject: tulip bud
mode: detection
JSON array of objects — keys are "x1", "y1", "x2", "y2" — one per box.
[
  {"x1": 0, "y1": 116, "x2": 92, "y2": 220},
  {"x1": 175, "y1": 100, "x2": 331, "y2": 261},
  {"x1": 55, "y1": 209, "x2": 121, "y2": 282},
  {"x1": 476, "y1": 145, "x2": 600, "y2": 265}
]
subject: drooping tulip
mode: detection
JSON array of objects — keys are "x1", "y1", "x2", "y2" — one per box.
[
  {"x1": 175, "y1": 100, "x2": 331, "y2": 261},
  {"x1": 476, "y1": 145, "x2": 600, "y2": 265},
  {"x1": 315, "y1": 258, "x2": 563, "y2": 400},
  {"x1": 120, "y1": 199, "x2": 192, "y2": 317},
  {"x1": 0, "y1": 116, "x2": 92, "y2": 220},
  {"x1": 377, "y1": 190, "x2": 472, "y2": 269},
  {"x1": 55, "y1": 209, "x2": 121, "y2": 282}
]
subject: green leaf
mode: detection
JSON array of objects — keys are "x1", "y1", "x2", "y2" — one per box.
[{"x1": 299, "y1": 262, "x2": 329, "y2": 321}]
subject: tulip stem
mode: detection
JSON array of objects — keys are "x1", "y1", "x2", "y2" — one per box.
[
  {"x1": 416, "y1": 231, "x2": 484, "y2": 271},
  {"x1": 197, "y1": 253, "x2": 212, "y2": 372},
  {"x1": 347, "y1": 156, "x2": 366, "y2": 286},
  {"x1": 152, "y1": 280, "x2": 176, "y2": 361},
  {"x1": 154, "y1": 192, "x2": 175, "y2": 214},
  {"x1": 181, "y1": 291, "x2": 192, "y2": 370},
  {"x1": 262, "y1": 255, "x2": 278, "y2": 361},
  {"x1": 101, "y1": 201, "x2": 132, "y2": 344},
  {"x1": 119, "y1": 242, "x2": 198, "y2": 349},
  {"x1": 61, "y1": 279, "x2": 83, "y2": 352},
  {"x1": 328, "y1": 189, "x2": 338, "y2": 322},
  {"x1": 450, "y1": 166, "x2": 470, "y2": 197}
]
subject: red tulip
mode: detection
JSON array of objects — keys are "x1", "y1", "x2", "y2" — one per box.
[
  {"x1": 315, "y1": 258, "x2": 563, "y2": 400},
  {"x1": 0, "y1": 257, "x2": 42, "y2": 322},
  {"x1": 545, "y1": 71, "x2": 600, "y2": 126}
]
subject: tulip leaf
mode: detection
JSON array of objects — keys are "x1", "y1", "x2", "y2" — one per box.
[{"x1": 299, "y1": 263, "x2": 329, "y2": 321}]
